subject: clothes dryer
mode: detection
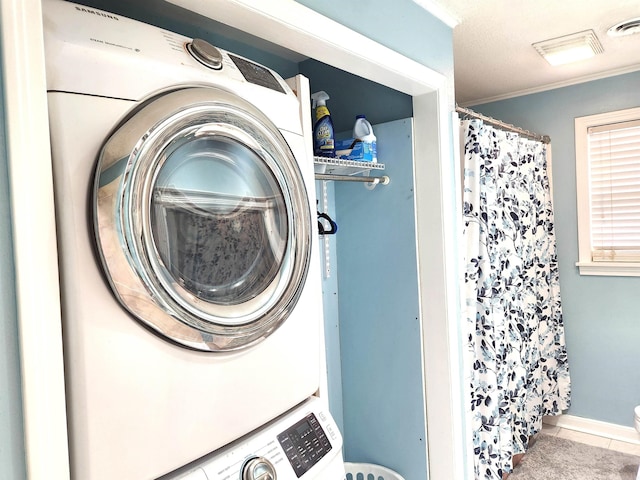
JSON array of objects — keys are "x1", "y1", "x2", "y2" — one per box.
[{"x1": 43, "y1": 1, "x2": 325, "y2": 478}]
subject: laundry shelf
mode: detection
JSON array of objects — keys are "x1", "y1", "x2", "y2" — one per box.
[{"x1": 313, "y1": 156, "x2": 388, "y2": 186}]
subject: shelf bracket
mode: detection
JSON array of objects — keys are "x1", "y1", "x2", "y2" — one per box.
[{"x1": 314, "y1": 173, "x2": 390, "y2": 188}]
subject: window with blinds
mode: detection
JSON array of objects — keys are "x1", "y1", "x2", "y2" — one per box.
[
  {"x1": 575, "y1": 106, "x2": 640, "y2": 276},
  {"x1": 587, "y1": 119, "x2": 640, "y2": 262}
]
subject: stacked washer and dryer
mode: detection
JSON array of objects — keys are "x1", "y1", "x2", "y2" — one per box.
[{"x1": 43, "y1": 1, "x2": 344, "y2": 478}]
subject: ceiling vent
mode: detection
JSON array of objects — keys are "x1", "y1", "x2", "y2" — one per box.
[
  {"x1": 532, "y1": 30, "x2": 603, "y2": 66},
  {"x1": 607, "y1": 17, "x2": 640, "y2": 37}
]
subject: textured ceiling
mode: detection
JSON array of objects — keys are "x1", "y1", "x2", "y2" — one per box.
[{"x1": 436, "y1": 0, "x2": 640, "y2": 106}]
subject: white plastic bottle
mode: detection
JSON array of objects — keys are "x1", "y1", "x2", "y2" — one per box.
[{"x1": 352, "y1": 114, "x2": 377, "y2": 163}]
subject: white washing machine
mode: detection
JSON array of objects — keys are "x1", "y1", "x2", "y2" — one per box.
[
  {"x1": 43, "y1": 1, "x2": 341, "y2": 478},
  {"x1": 159, "y1": 397, "x2": 345, "y2": 480}
]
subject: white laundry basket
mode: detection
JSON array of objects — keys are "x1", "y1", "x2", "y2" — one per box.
[{"x1": 344, "y1": 462, "x2": 405, "y2": 480}]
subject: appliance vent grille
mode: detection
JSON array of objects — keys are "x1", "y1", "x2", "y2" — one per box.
[{"x1": 532, "y1": 30, "x2": 603, "y2": 66}]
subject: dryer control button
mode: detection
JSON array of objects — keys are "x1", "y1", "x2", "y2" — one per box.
[{"x1": 187, "y1": 38, "x2": 223, "y2": 70}]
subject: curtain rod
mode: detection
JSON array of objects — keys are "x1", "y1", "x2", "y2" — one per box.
[{"x1": 456, "y1": 105, "x2": 550, "y2": 144}]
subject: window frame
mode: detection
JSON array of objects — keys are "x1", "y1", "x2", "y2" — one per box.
[{"x1": 575, "y1": 106, "x2": 640, "y2": 277}]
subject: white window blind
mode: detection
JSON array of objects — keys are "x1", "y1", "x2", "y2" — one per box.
[{"x1": 587, "y1": 119, "x2": 640, "y2": 262}]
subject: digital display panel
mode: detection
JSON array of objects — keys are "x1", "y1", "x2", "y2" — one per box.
[
  {"x1": 229, "y1": 54, "x2": 285, "y2": 94},
  {"x1": 277, "y1": 414, "x2": 332, "y2": 478}
]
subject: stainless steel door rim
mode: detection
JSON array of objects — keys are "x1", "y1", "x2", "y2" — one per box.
[{"x1": 94, "y1": 87, "x2": 311, "y2": 352}]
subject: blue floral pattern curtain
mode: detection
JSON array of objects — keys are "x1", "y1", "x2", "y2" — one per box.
[{"x1": 461, "y1": 119, "x2": 571, "y2": 479}]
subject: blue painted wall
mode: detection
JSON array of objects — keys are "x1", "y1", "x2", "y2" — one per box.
[
  {"x1": 299, "y1": 60, "x2": 413, "y2": 133},
  {"x1": 296, "y1": 0, "x2": 454, "y2": 81},
  {"x1": 0, "y1": 56, "x2": 27, "y2": 479},
  {"x1": 335, "y1": 118, "x2": 427, "y2": 479},
  {"x1": 296, "y1": 5, "x2": 452, "y2": 478},
  {"x1": 472, "y1": 70, "x2": 640, "y2": 428},
  {"x1": 296, "y1": 4, "x2": 453, "y2": 478}
]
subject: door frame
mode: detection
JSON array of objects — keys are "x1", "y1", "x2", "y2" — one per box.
[
  {"x1": 0, "y1": 0, "x2": 466, "y2": 478},
  {"x1": 0, "y1": 0, "x2": 70, "y2": 478}
]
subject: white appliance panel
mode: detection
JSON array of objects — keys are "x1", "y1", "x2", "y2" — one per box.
[
  {"x1": 43, "y1": 0, "x2": 302, "y2": 135},
  {"x1": 49, "y1": 92, "x2": 321, "y2": 479},
  {"x1": 44, "y1": 0, "x2": 325, "y2": 477},
  {"x1": 162, "y1": 397, "x2": 344, "y2": 480}
]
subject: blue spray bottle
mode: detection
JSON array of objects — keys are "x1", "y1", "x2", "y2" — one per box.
[{"x1": 311, "y1": 91, "x2": 335, "y2": 157}]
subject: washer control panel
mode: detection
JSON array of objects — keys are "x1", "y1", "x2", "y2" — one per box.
[
  {"x1": 162, "y1": 397, "x2": 344, "y2": 480},
  {"x1": 43, "y1": 0, "x2": 293, "y2": 101},
  {"x1": 277, "y1": 412, "x2": 332, "y2": 477}
]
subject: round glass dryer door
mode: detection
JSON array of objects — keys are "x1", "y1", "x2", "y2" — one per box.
[{"x1": 94, "y1": 87, "x2": 312, "y2": 352}]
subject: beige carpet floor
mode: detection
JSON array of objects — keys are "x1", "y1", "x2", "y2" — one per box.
[{"x1": 508, "y1": 434, "x2": 640, "y2": 480}]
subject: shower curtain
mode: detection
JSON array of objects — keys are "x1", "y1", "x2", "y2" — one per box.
[{"x1": 461, "y1": 119, "x2": 571, "y2": 479}]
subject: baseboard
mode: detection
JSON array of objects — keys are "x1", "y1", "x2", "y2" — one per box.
[{"x1": 543, "y1": 414, "x2": 640, "y2": 445}]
